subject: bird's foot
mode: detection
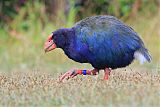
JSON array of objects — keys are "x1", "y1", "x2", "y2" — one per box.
[
  {"x1": 104, "y1": 68, "x2": 111, "y2": 80},
  {"x1": 59, "y1": 69, "x2": 98, "y2": 82}
]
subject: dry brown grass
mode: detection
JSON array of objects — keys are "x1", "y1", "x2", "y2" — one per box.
[{"x1": 0, "y1": 69, "x2": 160, "y2": 107}]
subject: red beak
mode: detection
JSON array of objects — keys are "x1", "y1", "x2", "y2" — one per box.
[{"x1": 44, "y1": 34, "x2": 56, "y2": 53}]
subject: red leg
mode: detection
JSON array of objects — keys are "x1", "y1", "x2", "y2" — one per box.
[
  {"x1": 59, "y1": 68, "x2": 98, "y2": 82},
  {"x1": 104, "y1": 68, "x2": 111, "y2": 80}
]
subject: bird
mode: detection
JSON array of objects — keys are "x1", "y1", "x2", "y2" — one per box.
[{"x1": 44, "y1": 15, "x2": 151, "y2": 81}]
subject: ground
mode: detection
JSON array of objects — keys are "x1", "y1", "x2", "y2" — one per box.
[{"x1": 0, "y1": 68, "x2": 160, "y2": 107}]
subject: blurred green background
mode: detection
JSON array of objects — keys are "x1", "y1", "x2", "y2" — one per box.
[{"x1": 0, "y1": 0, "x2": 160, "y2": 73}]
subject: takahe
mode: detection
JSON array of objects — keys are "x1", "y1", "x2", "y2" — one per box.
[{"x1": 44, "y1": 15, "x2": 151, "y2": 81}]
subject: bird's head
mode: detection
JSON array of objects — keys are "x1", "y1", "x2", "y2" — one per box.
[
  {"x1": 44, "y1": 28, "x2": 73, "y2": 53},
  {"x1": 44, "y1": 34, "x2": 56, "y2": 53}
]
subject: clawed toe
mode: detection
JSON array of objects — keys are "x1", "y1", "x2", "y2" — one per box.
[{"x1": 59, "y1": 70, "x2": 77, "y2": 82}]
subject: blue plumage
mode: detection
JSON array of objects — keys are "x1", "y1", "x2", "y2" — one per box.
[{"x1": 52, "y1": 15, "x2": 151, "y2": 70}]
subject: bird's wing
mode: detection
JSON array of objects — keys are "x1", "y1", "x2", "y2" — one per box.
[
  {"x1": 75, "y1": 15, "x2": 143, "y2": 54},
  {"x1": 74, "y1": 16, "x2": 145, "y2": 67}
]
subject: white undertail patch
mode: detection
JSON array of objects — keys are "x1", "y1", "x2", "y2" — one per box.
[{"x1": 134, "y1": 51, "x2": 147, "y2": 64}]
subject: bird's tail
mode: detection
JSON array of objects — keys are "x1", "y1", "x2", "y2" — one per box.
[{"x1": 134, "y1": 48, "x2": 152, "y2": 64}]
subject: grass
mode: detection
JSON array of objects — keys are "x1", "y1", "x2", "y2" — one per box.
[{"x1": 0, "y1": 68, "x2": 160, "y2": 107}]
